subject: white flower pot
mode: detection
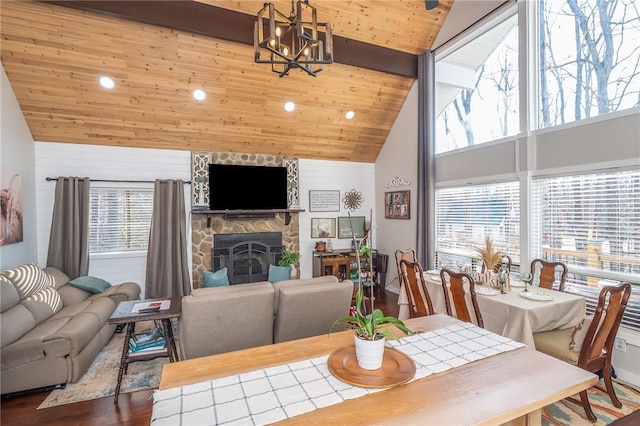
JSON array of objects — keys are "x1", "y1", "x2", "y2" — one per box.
[{"x1": 354, "y1": 334, "x2": 385, "y2": 370}]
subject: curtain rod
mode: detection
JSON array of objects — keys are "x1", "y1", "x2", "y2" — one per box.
[{"x1": 45, "y1": 177, "x2": 191, "y2": 184}]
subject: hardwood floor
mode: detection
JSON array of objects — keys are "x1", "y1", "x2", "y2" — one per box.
[{"x1": 4, "y1": 288, "x2": 639, "y2": 426}]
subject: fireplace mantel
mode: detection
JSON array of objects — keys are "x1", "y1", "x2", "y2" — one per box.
[{"x1": 192, "y1": 208, "x2": 305, "y2": 226}]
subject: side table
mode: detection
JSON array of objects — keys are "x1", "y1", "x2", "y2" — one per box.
[{"x1": 108, "y1": 297, "x2": 182, "y2": 403}]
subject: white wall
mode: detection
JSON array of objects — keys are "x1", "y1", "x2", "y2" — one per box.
[
  {"x1": 375, "y1": 81, "x2": 419, "y2": 292},
  {"x1": 0, "y1": 65, "x2": 38, "y2": 269},
  {"x1": 34, "y1": 142, "x2": 192, "y2": 298},
  {"x1": 298, "y1": 159, "x2": 376, "y2": 279}
]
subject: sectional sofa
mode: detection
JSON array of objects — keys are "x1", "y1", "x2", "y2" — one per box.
[
  {"x1": 1, "y1": 264, "x2": 140, "y2": 395},
  {"x1": 179, "y1": 275, "x2": 354, "y2": 360}
]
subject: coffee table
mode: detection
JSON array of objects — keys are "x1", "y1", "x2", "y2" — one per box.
[{"x1": 108, "y1": 297, "x2": 181, "y2": 403}]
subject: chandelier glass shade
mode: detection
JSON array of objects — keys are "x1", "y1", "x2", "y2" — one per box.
[{"x1": 254, "y1": 0, "x2": 333, "y2": 77}]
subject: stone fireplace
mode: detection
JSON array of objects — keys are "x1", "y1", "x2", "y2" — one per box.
[
  {"x1": 190, "y1": 152, "x2": 300, "y2": 289},
  {"x1": 212, "y1": 232, "x2": 284, "y2": 284}
]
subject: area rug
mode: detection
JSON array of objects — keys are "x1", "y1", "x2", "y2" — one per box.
[
  {"x1": 38, "y1": 321, "x2": 169, "y2": 409},
  {"x1": 543, "y1": 378, "x2": 640, "y2": 425}
]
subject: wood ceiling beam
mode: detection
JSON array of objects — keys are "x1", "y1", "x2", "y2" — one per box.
[{"x1": 43, "y1": 0, "x2": 418, "y2": 79}]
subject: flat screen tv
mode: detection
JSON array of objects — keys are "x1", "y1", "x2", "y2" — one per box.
[{"x1": 209, "y1": 164, "x2": 288, "y2": 210}]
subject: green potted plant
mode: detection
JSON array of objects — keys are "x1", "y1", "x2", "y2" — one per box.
[
  {"x1": 278, "y1": 250, "x2": 300, "y2": 279},
  {"x1": 331, "y1": 211, "x2": 412, "y2": 370},
  {"x1": 277, "y1": 250, "x2": 300, "y2": 267}
]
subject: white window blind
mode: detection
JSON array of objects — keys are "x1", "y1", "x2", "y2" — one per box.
[
  {"x1": 531, "y1": 169, "x2": 640, "y2": 330},
  {"x1": 89, "y1": 188, "x2": 154, "y2": 253},
  {"x1": 435, "y1": 182, "x2": 520, "y2": 266}
]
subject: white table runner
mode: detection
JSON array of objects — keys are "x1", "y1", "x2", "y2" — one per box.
[{"x1": 151, "y1": 322, "x2": 525, "y2": 425}]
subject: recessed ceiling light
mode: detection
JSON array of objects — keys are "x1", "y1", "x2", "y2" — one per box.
[
  {"x1": 284, "y1": 101, "x2": 295, "y2": 112},
  {"x1": 99, "y1": 76, "x2": 115, "y2": 89},
  {"x1": 193, "y1": 89, "x2": 206, "y2": 101},
  {"x1": 345, "y1": 110, "x2": 355, "y2": 120}
]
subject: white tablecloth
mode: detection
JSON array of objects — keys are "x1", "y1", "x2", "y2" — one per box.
[
  {"x1": 398, "y1": 274, "x2": 586, "y2": 348},
  {"x1": 151, "y1": 323, "x2": 524, "y2": 425}
]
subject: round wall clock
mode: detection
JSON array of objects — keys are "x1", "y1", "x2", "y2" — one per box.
[{"x1": 343, "y1": 189, "x2": 363, "y2": 211}]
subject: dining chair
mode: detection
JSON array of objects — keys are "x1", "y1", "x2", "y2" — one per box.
[
  {"x1": 481, "y1": 254, "x2": 512, "y2": 273},
  {"x1": 532, "y1": 283, "x2": 632, "y2": 422},
  {"x1": 399, "y1": 260, "x2": 435, "y2": 317},
  {"x1": 440, "y1": 268, "x2": 484, "y2": 328},
  {"x1": 395, "y1": 248, "x2": 417, "y2": 288},
  {"x1": 531, "y1": 258, "x2": 568, "y2": 291}
]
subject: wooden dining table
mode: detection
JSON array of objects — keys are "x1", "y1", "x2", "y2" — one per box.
[
  {"x1": 157, "y1": 314, "x2": 597, "y2": 425},
  {"x1": 398, "y1": 273, "x2": 586, "y2": 348}
]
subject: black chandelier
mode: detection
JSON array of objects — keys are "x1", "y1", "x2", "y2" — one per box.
[{"x1": 254, "y1": 0, "x2": 333, "y2": 77}]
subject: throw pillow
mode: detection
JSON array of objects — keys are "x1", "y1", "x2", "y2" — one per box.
[
  {"x1": 268, "y1": 264, "x2": 291, "y2": 283},
  {"x1": 69, "y1": 276, "x2": 112, "y2": 294},
  {"x1": 2, "y1": 263, "x2": 50, "y2": 299},
  {"x1": 204, "y1": 267, "x2": 230, "y2": 287}
]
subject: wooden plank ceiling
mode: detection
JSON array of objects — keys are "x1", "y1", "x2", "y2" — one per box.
[{"x1": 0, "y1": 1, "x2": 452, "y2": 162}]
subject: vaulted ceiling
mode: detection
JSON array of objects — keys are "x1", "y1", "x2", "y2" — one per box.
[{"x1": 1, "y1": 0, "x2": 455, "y2": 162}]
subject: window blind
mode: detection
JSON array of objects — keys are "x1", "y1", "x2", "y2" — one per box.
[
  {"x1": 531, "y1": 169, "x2": 640, "y2": 330},
  {"x1": 435, "y1": 181, "x2": 520, "y2": 267},
  {"x1": 89, "y1": 188, "x2": 154, "y2": 253}
]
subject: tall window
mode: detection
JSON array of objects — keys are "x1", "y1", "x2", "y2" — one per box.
[
  {"x1": 435, "y1": 13, "x2": 519, "y2": 153},
  {"x1": 538, "y1": 0, "x2": 640, "y2": 129},
  {"x1": 531, "y1": 169, "x2": 640, "y2": 329},
  {"x1": 435, "y1": 182, "x2": 520, "y2": 266},
  {"x1": 89, "y1": 187, "x2": 153, "y2": 253}
]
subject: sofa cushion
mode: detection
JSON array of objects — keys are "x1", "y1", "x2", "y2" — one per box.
[
  {"x1": 1, "y1": 304, "x2": 37, "y2": 348},
  {"x1": 44, "y1": 297, "x2": 115, "y2": 356},
  {"x1": 21, "y1": 286, "x2": 63, "y2": 323},
  {"x1": 91, "y1": 282, "x2": 141, "y2": 304},
  {"x1": 1, "y1": 275, "x2": 20, "y2": 313},
  {"x1": 43, "y1": 267, "x2": 71, "y2": 290},
  {"x1": 1, "y1": 337, "x2": 46, "y2": 369},
  {"x1": 273, "y1": 280, "x2": 353, "y2": 344},
  {"x1": 2, "y1": 264, "x2": 50, "y2": 299},
  {"x1": 56, "y1": 284, "x2": 92, "y2": 306},
  {"x1": 181, "y1": 282, "x2": 274, "y2": 359},
  {"x1": 0, "y1": 335, "x2": 70, "y2": 370},
  {"x1": 272, "y1": 275, "x2": 340, "y2": 312},
  {"x1": 69, "y1": 276, "x2": 112, "y2": 294}
]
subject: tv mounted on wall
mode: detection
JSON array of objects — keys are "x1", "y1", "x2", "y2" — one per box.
[{"x1": 209, "y1": 164, "x2": 288, "y2": 210}]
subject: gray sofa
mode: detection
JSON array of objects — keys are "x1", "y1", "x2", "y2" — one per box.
[
  {"x1": 1, "y1": 264, "x2": 140, "y2": 395},
  {"x1": 179, "y1": 275, "x2": 354, "y2": 360}
]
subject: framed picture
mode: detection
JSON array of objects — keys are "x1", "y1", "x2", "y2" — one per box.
[
  {"x1": 309, "y1": 190, "x2": 340, "y2": 212},
  {"x1": 338, "y1": 216, "x2": 366, "y2": 239},
  {"x1": 311, "y1": 218, "x2": 336, "y2": 238},
  {"x1": 385, "y1": 190, "x2": 410, "y2": 219}
]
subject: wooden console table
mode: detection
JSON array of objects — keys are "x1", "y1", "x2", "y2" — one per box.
[{"x1": 312, "y1": 249, "x2": 388, "y2": 285}]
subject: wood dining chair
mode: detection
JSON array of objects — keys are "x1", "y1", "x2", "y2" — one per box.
[
  {"x1": 481, "y1": 254, "x2": 512, "y2": 273},
  {"x1": 531, "y1": 258, "x2": 568, "y2": 291},
  {"x1": 399, "y1": 260, "x2": 435, "y2": 318},
  {"x1": 395, "y1": 248, "x2": 417, "y2": 289},
  {"x1": 533, "y1": 283, "x2": 632, "y2": 422},
  {"x1": 440, "y1": 268, "x2": 484, "y2": 328}
]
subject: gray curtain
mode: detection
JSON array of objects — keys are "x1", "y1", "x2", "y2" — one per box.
[
  {"x1": 46, "y1": 176, "x2": 90, "y2": 279},
  {"x1": 146, "y1": 179, "x2": 190, "y2": 298},
  {"x1": 417, "y1": 51, "x2": 436, "y2": 269}
]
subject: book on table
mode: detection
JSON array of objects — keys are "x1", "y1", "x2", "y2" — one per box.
[{"x1": 129, "y1": 328, "x2": 166, "y2": 352}]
